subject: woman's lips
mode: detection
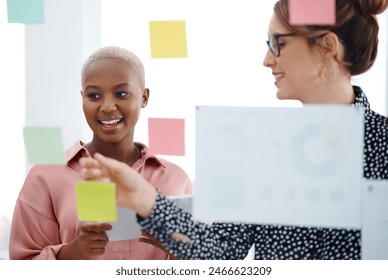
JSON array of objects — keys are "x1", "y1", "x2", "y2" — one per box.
[{"x1": 98, "y1": 118, "x2": 123, "y2": 131}]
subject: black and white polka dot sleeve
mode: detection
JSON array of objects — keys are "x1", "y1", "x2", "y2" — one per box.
[{"x1": 138, "y1": 192, "x2": 255, "y2": 259}]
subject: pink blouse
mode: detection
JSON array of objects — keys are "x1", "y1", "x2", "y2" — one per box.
[{"x1": 9, "y1": 141, "x2": 192, "y2": 260}]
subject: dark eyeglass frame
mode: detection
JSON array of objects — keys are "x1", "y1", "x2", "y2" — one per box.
[{"x1": 266, "y1": 33, "x2": 297, "y2": 57}]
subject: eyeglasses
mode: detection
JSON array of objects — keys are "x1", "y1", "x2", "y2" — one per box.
[{"x1": 266, "y1": 33, "x2": 297, "y2": 57}]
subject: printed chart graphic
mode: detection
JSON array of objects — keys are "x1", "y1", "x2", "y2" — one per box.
[
  {"x1": 193, "y1": 105, "x2": 364, "y2": 228},
  {"x1": 290, "y1": 123, "x2": 346, "y2": 177}
]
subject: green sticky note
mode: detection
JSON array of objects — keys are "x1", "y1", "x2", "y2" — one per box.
[
  {"x1": 23, "y1": 126, "x2": 66, "y2": 164},
  {"x1": 149, "y1": 20, "x2": 188, "y2": 58},
  {"x1": 7, "y1": 0, "x2": 45, "y2": 24},
  {"x1": 76, "y1": 181, "x2": 117, "y2": 222}
]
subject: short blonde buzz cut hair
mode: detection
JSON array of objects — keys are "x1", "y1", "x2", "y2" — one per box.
[{"x1": 81, "y1": 46, "x2": 146, "y2": 88}]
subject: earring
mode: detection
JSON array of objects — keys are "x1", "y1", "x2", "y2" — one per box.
[{"x1": 319, "y1": 59, "x2": 330, "y2": 80}]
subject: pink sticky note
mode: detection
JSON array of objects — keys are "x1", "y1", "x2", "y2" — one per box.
[
  {"x1": 289, "y1": 0, "x2": 336, "y2": 25},
  {"x1": 148, "y1": 118, "x2": 185, "y2": 156}
]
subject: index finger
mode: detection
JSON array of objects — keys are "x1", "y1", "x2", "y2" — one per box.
[
  {"x1": 79, "y1": 156, "x2": 101, "y2": 168},
  {"x1": 82, "y1": 222, "x2": 112, "y2": 232}
]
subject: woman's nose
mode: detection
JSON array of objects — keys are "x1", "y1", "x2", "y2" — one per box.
[
  {"x1": 263, "y1": 48, "x2": 275, "y2": 68},
  {"x1": 100, "y1": 96, "x2": 117, "y2": 112}
]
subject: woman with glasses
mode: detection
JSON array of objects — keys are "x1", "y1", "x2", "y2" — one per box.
[{"x1": 79, "y1": 0, "x2": 388, "y2": 259}]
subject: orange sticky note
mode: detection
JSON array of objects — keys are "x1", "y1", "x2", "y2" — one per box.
[
  {"x1": 289, "y1": 0, "x2": 336, "y2": 25},
  {"x1": 148, "y1": 118, "x2": 185, "y2": 156},
  {"x1": 149, "y1": 20, "x2": 188, "y2": 58}
]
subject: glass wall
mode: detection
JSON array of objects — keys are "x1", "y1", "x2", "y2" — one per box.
[
  {"x1": 0, "y1": 0, "x2": 387, "y2": 260},
  {"x1": 100, "y1": 0, "x2": 387, "y2": 181}
]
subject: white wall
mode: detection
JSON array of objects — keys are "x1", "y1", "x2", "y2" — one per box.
[
  {"x1": 25, "y1": 0, "x2": 101, "y2": 149},
  {"x1": 0, "y1": 0, "x2": 25, "y2": 222}
]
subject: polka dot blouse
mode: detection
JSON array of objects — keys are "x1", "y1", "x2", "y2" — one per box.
[{"x1": 139, "y1": 86, "x2": 388, "y2": 259}]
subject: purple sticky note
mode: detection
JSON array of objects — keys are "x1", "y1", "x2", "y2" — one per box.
[
  {"x1": 289, "y1": 0, "x2": 336, "y2": 25},
  {"x1": 148, "y1": 118, "x2": 185, "y2": 156}
]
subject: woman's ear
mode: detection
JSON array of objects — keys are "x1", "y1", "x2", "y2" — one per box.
[
  {"x1": 142, "y1": 88, "x2": 150, "y2": 108},
  {"x1": 320, "y1": 32, "x2": 341, "y2": 59}
]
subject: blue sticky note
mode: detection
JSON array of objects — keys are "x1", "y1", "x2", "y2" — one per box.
[{"x1": 7, "y1": 0, "x2": 45, "y2": 24}]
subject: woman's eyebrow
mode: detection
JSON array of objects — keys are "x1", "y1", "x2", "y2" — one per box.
[
  {"x1": 113, "y1": 83, "x2": 131, "y2": 89},
  {"x1": 84, "y1": 84, "x2": 100, "y2": 91}
]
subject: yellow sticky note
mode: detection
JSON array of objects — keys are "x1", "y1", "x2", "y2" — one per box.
[
  {"x1": 149, "y1": 20, "x2": 188, "y2": 58},
  {"x1": 75, "y1": 181, "x2": 117, "y2": 222}
]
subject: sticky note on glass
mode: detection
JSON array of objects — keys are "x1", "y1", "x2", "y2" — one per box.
[
  {"x1": 149, "y1": 20, "x2": 188, "y2": 58},
  {"x1": 23, "y1": 126, "x2": 66, "y2": 164},
  {"x1": 148, "y1": 118, "x2": 185, "y2": 156},
  {"x1": 76, "y1": 181, "x2": 117, "y2": 222},
  {"x1": 289, "y1": 0, "x2": 335, "y2": 25},
  {"x1": 7, "y1": 0, "x2": 45, "y2": 24}
]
